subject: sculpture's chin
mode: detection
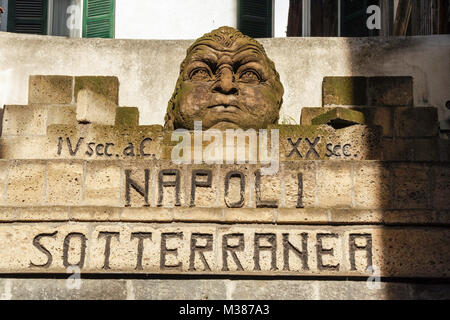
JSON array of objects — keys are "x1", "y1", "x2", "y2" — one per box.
[{"x1": 209, "y1": 121, "x2": 241, "y2": 130}]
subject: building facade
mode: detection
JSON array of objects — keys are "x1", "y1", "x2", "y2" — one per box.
[{"x1": 0, "y1": 0, "x2": 449, "y2": 39}]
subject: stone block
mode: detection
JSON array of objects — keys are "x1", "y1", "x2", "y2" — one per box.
[
  {"x1": 0, "y1": 136, "x2": 48, "y2": 159},
  {"x1": 0, "y1": 161, "x2": 8, "y2": 205},
  {"x1": 223, "y1": 208, "x2": 274, "y2": 223},
  {"x1": 186, "y1": 164, "x2": 220, "y2": 208},
  {"x1": 153, "y1": 161, "x2": 187, "y2": 208},
  {"x1": 353, "y1": 162, "x2": 391, "y2": 209},
  {"x1": 433, "y1": 164, "x2": 450, "y2": 210},
  {"x1": 277, "y1": 208, "x2": 328, "y2": 224},
  {"x1": 382, "y1": 138, "x2": 414, "y2": 161},
  {"x1": 392, "y1": 163, "x2": 430, "y2": 209},
  {"x1": 383, "y1": 210, "x2": 438, "y2": 225},
  {"x1": 115, "y1": 107, "x2": 139, "y2": 126},
  {"x1": 413, "y1": 138, "x2": 440, "y2": 161},
  {"x1": 122, "y1": 160, "x2": 156, "y2": 207},
  {"x1": 3, "y1": 278, "x2": 128, "y2": 300},
  {"x1": 300, "y1": 107, "x2": 332, "y2": 125},
  {"x1": 174, "y1": 207, "x2": 223, "y2": 222},
  {"x1": 0, "y1": 207, "x2": 17, "y2": 221},
  {"x1": 322, "y1": 77, "x2": 367, "y2": 106},
  {"x1": 311, "y1": 107, "x2": 365, "y2": 128},
  {"x1": 46, "y1": 124, "x2": 163, "y2": 160},
  {"x1": 28, "y1": 75, "x2": 73, "y2": 105},
  {"x1": 363, "y1": 106, "x2": 393, "y2": 137},
  {"x1": 367, "y1": 76, "x2": 413, "y2": 106},
  {"x1": 394, "y1": 107, "x2": 438, "y2": 137},
  {"x1": 74, "y1": 76, "x2": 119, "y2": 104},
  {"x1": 47, "y1": 106, "x2": 77, "y2": 126},
  {"x1": 316, "y1": 161, "x2": 352, "y2": 208},
  {"x1": 84, "y1": 161, "x2": 121, "y2": 206},
  {"x1": 329, "y1": 209, "x2": 383, "y2": 224},
  {"x1": 16, "y1": 206, "x2": 69, "y2": 221},
  {"x1": 6, "y1": 160, "x2": 46, "y2": 206},
  {"x1": 120, "y1": 207, "x2": 173, "y2": 222},
  {"x1": 2, "y1": 105, "x2": 48, "y2": 136},
  {"x1": 76, "y1": 89, "x2": 117, "y2": 125},
  {"x1": 282, "y1": 161, "x2": 316, "y2": 208},
  {"x1": 70, "y1": 207, "x2": 121, "y2": 222},
  {"x1": 46, "y1": 161, "x2": 83, "y2": 205},
  {"x1": 301, "y1": 106, "x2": 392, "y2": 137}
]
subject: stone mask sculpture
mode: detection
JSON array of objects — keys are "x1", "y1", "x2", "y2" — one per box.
[{"x1": 164, "y1": 26, "x2": 284, "y2": 131}]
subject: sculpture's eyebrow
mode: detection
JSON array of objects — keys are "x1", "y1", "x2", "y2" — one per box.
[
  {"x1": 186, "y1": 46, "x2": 218, "y2": 67},
  {"x1": 232, "y1": 47, "x2": 265, "y2": 66}
]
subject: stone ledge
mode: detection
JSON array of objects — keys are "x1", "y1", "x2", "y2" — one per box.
[
  {"x1": 0, "y1": 207, "x2": 447, "y2": 225},
  {"x1": 0, "y1": 278, "x2": 448, "y2": 300}
]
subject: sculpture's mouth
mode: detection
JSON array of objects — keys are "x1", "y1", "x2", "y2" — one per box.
[{"x1": 207, "y1": 104, "x2": 240, "y2": 112}]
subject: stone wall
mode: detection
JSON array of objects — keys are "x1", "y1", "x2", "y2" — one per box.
[
  {"x1": 0, "y1": 74, "x2": 449, "y2": 299},
  {"x1": 0, "y1": 32, "x2": 449, "y2": 127}
]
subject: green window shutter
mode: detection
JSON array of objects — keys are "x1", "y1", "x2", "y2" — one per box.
[
  {"x1": 7, "y1": 0, "x2": 48, "y2": 35},
  {"x1": 238, "y1": 0, "x2": 272, "y2": 38},
  {"x1": 83, "y1": 0, "x2": 114, "y2": 38}
]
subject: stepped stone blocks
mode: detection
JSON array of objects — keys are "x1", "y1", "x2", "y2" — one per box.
[
  {"x1": 322, "y1": 76, "x2": 413, "y2": 106},
  {"x1": 0, "y1": 74, "x2": 448, "y2": 299}
]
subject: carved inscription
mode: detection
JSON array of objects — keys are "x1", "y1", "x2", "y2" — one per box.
[
  {"x1": 124, "y1": 168, "x2": 304, "y2": 208},
  {"x1": 57, "y1": 137, "x2": 153, "y2": 158},
  {"x1": 286, "y1": 136, "x2": 356, "y2": 159},
  {"x1": 28, "y1": 229, "x2": 374, "y2": 275}
]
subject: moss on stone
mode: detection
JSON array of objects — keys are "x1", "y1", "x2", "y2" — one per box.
[
  {"x1": 322, "y1": 77, "x2": 367, "y2": 106},
  {"x1": 115, "y1": 107, "x2": 140, "y2": 126}
]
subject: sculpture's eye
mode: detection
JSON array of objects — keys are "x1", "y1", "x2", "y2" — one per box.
[
  {"x1": 239, "y1": 69, "x2": 260, "y2": 83},
  {"x1": 190, "y1": 68, "x2": 212, "y2": 81}
]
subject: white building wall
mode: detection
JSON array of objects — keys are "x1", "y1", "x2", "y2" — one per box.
[
  {"x1": 115, "y1": 0, "x2": 238, "y2": 40},
  {"x1": 115, "y1": 0, "x2": 290, "y2": 40}
]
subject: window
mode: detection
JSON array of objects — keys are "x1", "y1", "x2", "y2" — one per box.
[
  {"x1": 6, "y1": 0, "x2": 115, "y2": 38},
  {"x1": 238, "y1": 0, "x2": 273, "y2": 38},
  {"x1": 7, "y1": 0, "x2": 48, "y2": 35},
  {"x1": 82, "y1": 0, "x2": 114, "y2": 38}
]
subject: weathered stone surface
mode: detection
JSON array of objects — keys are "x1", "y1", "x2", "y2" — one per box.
[
  {"x1": 47, "y1": 106, "x2": 77, "y2": 126},
  {"x1": 116, "y1": 107, "x2": 139, "y2": 126},
  {"x1": 353, "y1": 162, "x2": 391, "y2": 209},
  {"x1": 301, "y1": 106, "x2": 393, "y2": 137},
  {"x1": 0, "y1": 159, "x2": 447, "y2": 210},
  {"x1": 394, "y1": 107, "x2": 438, "y2": 137},
  {"x1": 46, "y1": 124, "x2": 163, "y2": 160},
  {"x1": 84, "y1": 161, "x2": 121, "y2": 206},
  {"x1": 392, "y1": 163, "x2": 430, "y2": 209},
  {"x1": 28, "y1": 75, "x2": 73, "y2": 105},
  {"x1": 367, "y1": 76, "x2": 413, "y2": 106},
  {"x1": 0, "y1": 278, "x2": 448, "y2": 300},
  {"x1": 0, "y1": 136, "x2": 47, "y2": 159},
  {"x1": 0, "y1": 223, "x2": 448, "y2": 278},
  {"x1": 74, "y1": 76, "x2": 119, "y2": 105},
  {"x1": 311, "y1": 107, "x2": 365, "y2": 128},
  {"x1": 46, "y1": 161, "x2": 83, "y2": 205},
  {"x1": 433, "y1": 164, "x2": 450, "y2": 210},
  {"x1": 2, "y1": 105, "x2": 48, "y2": 136},
  {"x1": 6, "y1": 161, "x2": 46, "y2": 206},
  {"x1": 76, "y1": 89, "x2": 117, "y2": 125},
  {"x1": 322, "y1": 77, "x2": 367, "y2": 106},
  {"x1": 316, "y1": 162, "x2": 352, "y2": 208}
]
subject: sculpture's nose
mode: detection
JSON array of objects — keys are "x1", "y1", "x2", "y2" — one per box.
[{"x1": 213, "y1": 67, "x2": 238, "y2": 95}]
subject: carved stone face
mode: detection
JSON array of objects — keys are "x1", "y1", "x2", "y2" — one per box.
[{"x1": 165, "y1": 26, "x2": 284, "y2": 130}]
